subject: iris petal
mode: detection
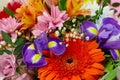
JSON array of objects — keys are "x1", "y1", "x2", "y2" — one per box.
[
  {"x1": 110, "y1": 49, "x2": 119, "y2": 60},
  {"x1": 80, "y1": 21, "x2": 98, "y2": 40},
  {"x1": 22, "y1": 43, "x2": 47, "y2": 68},
  {"x1": 48, "y1": 38, "x2": 66, "y2": 55}
]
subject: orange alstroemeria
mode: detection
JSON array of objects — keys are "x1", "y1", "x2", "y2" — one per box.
[
  {"x1": 15, "y1": 0, "x2": 46, "y2": 31},
  {"x1": 66, "y1": 0, "x2": 90, "y2": 17}
]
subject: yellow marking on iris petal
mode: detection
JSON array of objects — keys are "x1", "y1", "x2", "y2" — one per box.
[
  {"x1": 32, "y1": 54, "x2": 41, "y2": 64},
  {"x1": 87, "y1": 27, "x2": 98, "y2": 35},
  {"x1": 48, "y1": 41, "x2": 57, "y2": 48},
  {"x1": 115, "y1": 49, "x2": 119, "y2": 56},
  {"x1": 28, "y1": 44, "x2": 35, "y2": 49}
]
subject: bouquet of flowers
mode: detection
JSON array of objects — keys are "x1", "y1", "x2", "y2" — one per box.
[{"x1": 0, "y1": 0, "x2": 120, "y2": 80}]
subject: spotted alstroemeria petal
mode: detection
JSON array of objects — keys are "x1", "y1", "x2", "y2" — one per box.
[
  {"x1": 80, "y1": 21, "x2": 98, "y2": 40},
  {"x1": 22, "y1": 43, "x2": 47, "y2": 68},
  {"x1": 110, "y1": 49, "x2": 119, "y2": 60},
  {"x1": 48, "y1": 38, "x2": 66, "y2": 55}
]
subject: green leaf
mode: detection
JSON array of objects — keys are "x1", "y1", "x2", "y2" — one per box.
[
  {"x1": 17, "y1": 52, "x2": 22, "y2": 59},
  {"x1": 1, "y1": 31, "x2": 12, "y2": 44},
  {"x1": 105, "y1": 61, "x2": 113, "y2": 72},
  {"x1": 4, "y1": 7, "x2": 14, "y2": 17},
  {"x1": 14, "y1": 37, "x2": 26, "y2": 46},
  {"x1": 112, "y1": 2, "x2": 120, "y2": 7},
  {"x1": 105, "y1": 68, "x2": 117, "y2": 80},
  {"x1": 14, "y1": 44, "x2": 24, "y2": 54},
  {"x1": 0, "y1": 49, "x2": 12, "y2": 55},
  {"x1": 103, "y1": 0, "x2": 110, "y2": 7},
  {"x1": 59, "y1": 0, "x2": 66, "y2": 10},
  {"x1": 14, "y1": 37, "x2": 26, "y2": 54}
]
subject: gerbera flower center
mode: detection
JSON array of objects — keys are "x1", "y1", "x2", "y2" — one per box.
[{"x1": 66, "y1": 58, "x2": 73, "y2": 64}]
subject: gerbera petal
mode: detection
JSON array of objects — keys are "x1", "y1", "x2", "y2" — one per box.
[
  {"x1": 62, "y1": 77, "x2": 68, "y2": 80},
  {"x1": 86, "y1": 68, "x2": 104, "y2": 75},
  {"x1": 80, "y1": 21, "x2": 98, "y2": 40},
  {"x1": 40, "y1": 70, "x2": 51, "y2": 80},
  {"x1": 82, "y1": 73, "x2": 96, "y2": 80},
  {"x1": 46, "y1": 72, "x2": 56, "y2": 80},
  {"x1": 91, "y1": 63, "x2": 104, "y2": 70},
  {"x1": 48, "y1": 38, "x2": 66, "y2": 55},
  {"x1": 71, "y1": 75, "x2": 81, "y2": 80},
  {"x1": 110, "y1": 49, "x2": 119, "y2": 60}
]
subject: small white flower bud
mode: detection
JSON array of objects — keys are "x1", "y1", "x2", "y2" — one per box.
[
  {"x1": 1, "y1": 41, "x2": 6, "y2": 46},
  {"x1": 55, "y1": 31, "x2": 60, "y2": 37}
]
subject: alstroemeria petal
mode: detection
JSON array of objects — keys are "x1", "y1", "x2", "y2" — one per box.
[
  {"x1": 80, "y1": 21, "x2": 98, "y2": 40},
  {"x1": 110, "y1": 49, "x2": 119, "y2": 60},
  {"x1": 22, "y1": 43, "x2": 47, "y2": 68},
  {"x1": 48, "y1": 38, "x2": 66, "y2": 55}
]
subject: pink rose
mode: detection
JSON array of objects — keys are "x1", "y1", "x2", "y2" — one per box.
[
  {"x1": 12, "y1": 73, "x2": 31, "y2": 80},
  {"x1": 0, "y1": 53, "x2": 16, "y2": 78}
]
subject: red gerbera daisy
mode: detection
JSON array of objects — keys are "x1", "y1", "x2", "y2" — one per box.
[{"x1": 38, "y1": 38, "x2": 105, "y2": 80}]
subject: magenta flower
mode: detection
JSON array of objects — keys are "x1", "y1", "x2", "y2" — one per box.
[{"x1": 0, "y1": 16, "x2": 21, "y2": 39}]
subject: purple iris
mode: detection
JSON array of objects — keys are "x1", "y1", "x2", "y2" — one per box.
[
  {"x1": 79, "y1": 17, "x2": 120, "y2": 60},
  {"x1": 79, "y1": 21, "x2": 98, "y2": 40},
  {"x1": 22, "y1": 32, "x2": 66, "y2": 68}
]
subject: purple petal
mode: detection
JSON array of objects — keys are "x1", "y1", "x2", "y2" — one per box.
[
  {"x1": 35, "y1": 32, "x2": 48, "y2": 50},
  {"x1": 80, "y1": 21, "x2": 98, "y2": 40},
  {"x1": 110, "y1": 49, "x2": 119, "y2": 60},
  {"x1": 48, "y1": 38, "x2": 66, "y2": 55},
  {"x1": 103, "y1": 17, "x2": 120, "y2": 30},
  {"x1": 102, "y1": 40, "x2": 120, "y2": 49},
  {"x1": 22, "y1": 43, "x2": 47, "y2": 68}
]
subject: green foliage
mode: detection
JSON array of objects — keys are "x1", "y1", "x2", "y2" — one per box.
[
  {"x1": 14, "y1": 37, "x2": 26, "y2": 54},
  {"x1": 59, "y1": 0, "x2": 66, "y2": 10},
  {"x1": 0, "y1": 49, "x2": 12, "y2": 55},
  {"x1": 105, "y1": 68, "x2": 117, "y2": 80},
  {"x1": 103, "y1": 0, "x2": 111, "y2": 7},
  {"x1": 105, "y1": 61, "x2": 113, "y2": 72},
  {"x1": 4, "y1": 7, "x2": 14, "y2": 17},
  {"x1": 1, "y1": 31, "x2": 12, "y2": 44},
  {"x1": 112, "y1": 2, "x2": 120, "y2": 7}
]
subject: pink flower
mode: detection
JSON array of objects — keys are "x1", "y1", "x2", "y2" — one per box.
[
  {"x1": 12, "y1": 73, "x2": 31, "y2": 80},
  {"x1": 32, "y1": 22, "x2": 49, "y2": 36},
  {"x1": 33, "y1": 5, "x2": 69, "y2": 36},
  {"x1": 0, "y1": 53, "x2": 16, "y2": 78},
  {"x1": 0, "y1": 16, "x2": 21, "y2": 39}
]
